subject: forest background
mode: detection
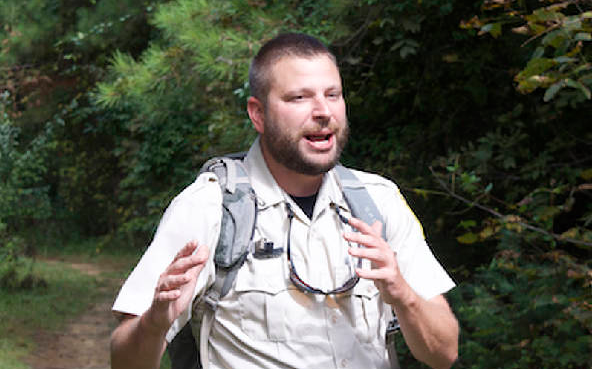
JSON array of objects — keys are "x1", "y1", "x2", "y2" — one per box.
[{"x1": 1, "y1": 0, "x2": 591, "y2": 367}]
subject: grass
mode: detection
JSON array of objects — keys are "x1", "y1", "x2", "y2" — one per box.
[
  {"x1": 0, "y1": 257, "x2": 100, "y2": 367},
  {"x1": 0, "y1": 339, "x2": 29, "y2": 369},
  {"x1": 0, "y1": 230, "x2": 176, "y2": 369}
]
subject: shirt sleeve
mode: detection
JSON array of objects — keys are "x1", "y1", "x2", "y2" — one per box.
[
  {"x1": 112, "y1": 172, "x2": 222, "y2": 340},
  {"x1": 359, "y1": 171, "x2": 456, "y2": 300}
]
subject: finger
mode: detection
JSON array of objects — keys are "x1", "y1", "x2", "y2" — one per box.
[
  {"x1": 154, "y1": 289, "x2": 181, "y2": 302},
  {"x1": 347, "y1": 217, "x2": 383, "y2": 238},
  {"x1": 173, "y1": 241, "x2": 199, "y2": 261},
  {"x1": 192, "y1": 243, "x2": 210, "y2": 263},
  {"x1": 355, "y1": 267, "x2": 390, "y2": 281},
  {"x1": 167, "y1": 243, "x2": 207, "y2": 275},
  {"x1": 184, "y1": 246, "x2": 210, "y2": 278},
  {"x1": 370, "y1": 221, "x2": 383, "y2": 238},
  {"x1": 183, "y1": 244, "x2": 210, "y2": 269},
  {"x1": 157, "y1": 274, "x2": 191, "y2": 292},
  {"x1": 346, "y1": 217, "x2": 376, "y2": 236},
  {"x1": 343, "y1": 231, "x2": 380, "y2": 248},
  {"x1": 348, "y1": 246, "x2": 385, "y2": 264},
  {"x1": 344, "y1": 232, "x2": 390, "y2": 253}
]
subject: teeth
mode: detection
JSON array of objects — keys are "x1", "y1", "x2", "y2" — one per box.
[{"x1": 307, "y1": 134, "x2": 330, "y2": 141}]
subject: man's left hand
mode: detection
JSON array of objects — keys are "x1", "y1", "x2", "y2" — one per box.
[{"x1": 344, "y1": 217, "x2": 412, "y2": 307}]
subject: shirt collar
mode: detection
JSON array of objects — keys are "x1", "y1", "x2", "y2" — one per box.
[{"x1": 244, "y1": 137, "x2": 285, "y2": 210}]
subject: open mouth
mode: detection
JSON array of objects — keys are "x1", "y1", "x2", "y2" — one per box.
[
  {"x1": 305, "y1": 133, "x2": 332, "y2": 142},
  {"x1": 303, "y1": 132, "x2": 334, "y2": 151}
]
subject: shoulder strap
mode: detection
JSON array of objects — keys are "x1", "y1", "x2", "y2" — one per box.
[
  {"x1": 200, "y1": 155, "x2": 257, "y2": 278},
  {"x1": 334, "y1": 164, "x2": 386, "y2": 240},
  {"x1": 195, "y1": 154, "x2": 257, "y2": 369},
  {"x1": 335, "y1": 165, "x2": 401, "y2": 369}
]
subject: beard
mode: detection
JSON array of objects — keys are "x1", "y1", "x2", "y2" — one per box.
[{"x1": 260, "y1": 114, "x2": 349, "y2": 176}]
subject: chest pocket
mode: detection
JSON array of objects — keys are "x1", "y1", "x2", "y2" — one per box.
[
  {"x1": 345, "y1": 278, "x2": 385, "y2": 345},
  {"x1": 233, "y1": 254, "x2": 337, "y2": 343},
  {"x1": 233, "y1": 254, "x2": 289, "y2": 341}
]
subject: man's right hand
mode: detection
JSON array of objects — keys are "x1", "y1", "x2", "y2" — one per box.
[
  {"x1": 111, "y1": 241, "x2": 210, "y2": 369},
  {"x1": 144, "y1": 241, "x2": 210, "y2": 334}
]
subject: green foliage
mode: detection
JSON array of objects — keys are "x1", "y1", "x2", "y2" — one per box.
[
  {"x1": 0, "y1": 97, "x2": 53, "y2": 225},
  {"x1": 0, "y1": 95, "x2": 53, "y2": 289},
  {"x1": 426, "y1": 75, "x2": 591, "y2": 369},
  {"x1": 398, "y1": 233, "x2": 592, "y2": 369},
  {"x1": 1, "y1": 0, "x2": 591, "y2": 366},
  {"x1": 462, "y1": 0, "x2": 592, "y2": 104},
  {"x1": 94, "y1": 0, "x2": 353, "y2": 239},
  {"x1": 0, "y1": 0, "x2": 61, "y2": 65},
  {"x1": 448, "y1": 234, "x2": 591, "y2": 369},
  {"x1": 0, "y1": 0, "x2": 156, "y2": 243}
]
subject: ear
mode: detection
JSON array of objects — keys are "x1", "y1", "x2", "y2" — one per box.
[{"x1": 247, "y1": 96, "x2": 265, "y2": 134}]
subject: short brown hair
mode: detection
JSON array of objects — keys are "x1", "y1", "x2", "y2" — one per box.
[{"x1": 249, "y1": 33, "x2": 337, "y2": 102}]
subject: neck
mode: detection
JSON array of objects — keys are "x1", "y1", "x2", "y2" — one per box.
[{"x1": 260, "y1": 145, "x2": 323, "y2": 197}]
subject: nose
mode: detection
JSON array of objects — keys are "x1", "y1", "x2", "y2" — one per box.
[{"x1": 312, "y1": 96, "x2": 331, "y2": 123}]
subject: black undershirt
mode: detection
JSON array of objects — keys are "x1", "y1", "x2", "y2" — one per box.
[{"x1": 290, "y1": 193, "x2": 318, "y2": 220}]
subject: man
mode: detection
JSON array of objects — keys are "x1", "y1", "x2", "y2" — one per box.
[{"x1": 111, "y1": 33, "x2": 459, "y2": 369}]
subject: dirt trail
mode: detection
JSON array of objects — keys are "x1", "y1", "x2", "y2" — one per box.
[{"x1": 24, "y1": 260, "x2": 123, "y2": 369}]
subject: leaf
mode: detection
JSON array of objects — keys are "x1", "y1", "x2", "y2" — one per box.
[
  {"x1": 565, "y1": 79, "x2": 592, "y2": 99},
  {"x1": 542, "y1": 30, "x2": 566, "y2": 49},
  {"x1": 532, "y1": 47, "x2": 545, "y2": 59},
  {"x1": 401, "y1": 18, "x2": 421, "y2": 33},
  {"x1": 457, "y1": 232, "x2": 479, "y2": 244},
  {"x1": 574, "y1": 32, "x2": 592, "y2": 41},
  {"x1": 527, "y1": 8, "x2": 564, "y2": 23},
  {"x1": 459, "y1": 220, "x2": 477, "y2": 229},
  {"x1": 344, "y1": 56, "x2": 361, "y2": 65},
  {"x1": 538, "y1": 206, "x2": 561, "y2": 221},
  {"x1": 480, "y1": 226, "x2": 496, "y2": 239},
  {"x1": 479, "y1": 22, "x2": 502, "y2": 38},
  {"x1": 581, "y1": 168, "x2": 592, "y2": 180},
  {"x1": 544, "y1": 80, "x2": 564, "y2": 102},
  {"x1": 560, "y1": 227, "x2": 579, "y2": 240},
  {"x1": 516, "y1": 58, "x2": 556, "y2": 80},
  {"x1": 412, "y1": 188, "x2": 429, "y2": 199},
  {"x1": 389, "y1": 40, "x2": 405, "y2": 51},
  {"x1": 553, "y1": 56, "x2": 577, "y2": 63},
  {"x1": 400, "y1": 46, "x2": 417, "y2": 58},
  {"x1": 442, "y1": 54, "x2": 459, "y2": 63}
]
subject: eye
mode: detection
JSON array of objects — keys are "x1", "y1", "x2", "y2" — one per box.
[
  {"x1": 327, "y1": 91, "x2": 342, "y2": 99},
  {"x1": 288, "y1": 95, "x2": 305, "y2": 102}
]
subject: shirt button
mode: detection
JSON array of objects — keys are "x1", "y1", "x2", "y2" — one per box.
[{"x1": 341, "y1": 358, "x2": 348, "y2": 367}]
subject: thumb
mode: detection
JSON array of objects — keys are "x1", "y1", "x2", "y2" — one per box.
[{"x1": 370, "y1": 220, "x2": 383, "y2": 238}]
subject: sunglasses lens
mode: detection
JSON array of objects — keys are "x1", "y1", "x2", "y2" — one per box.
[{"x1": 289, "y1": 262, "x2": 358, "y2": 295}]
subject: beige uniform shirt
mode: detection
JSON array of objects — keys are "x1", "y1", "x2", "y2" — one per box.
[{"x1": 113, "y1": 138, "x2": 455, "y2": 369}]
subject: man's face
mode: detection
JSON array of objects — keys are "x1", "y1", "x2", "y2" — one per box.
[{"x1": 259, "y1": 55, "x2": 348, "y2": 176}]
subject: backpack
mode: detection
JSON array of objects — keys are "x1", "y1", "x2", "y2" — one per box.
[{"x1": 167, "y1": 155, "x2": 399, "y2": 369}]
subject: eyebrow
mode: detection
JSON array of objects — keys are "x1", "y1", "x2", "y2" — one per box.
[{"x1": 283, "y1": 85, "x2": 342, "y2": 95}]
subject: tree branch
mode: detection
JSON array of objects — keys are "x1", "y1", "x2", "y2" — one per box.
[{"x1": 429, "y1": 166, "x2": 592, "y2": 247}]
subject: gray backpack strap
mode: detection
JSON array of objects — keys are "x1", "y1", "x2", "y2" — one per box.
[
  {"x1": 334, "y1": 164, "x2": 386, "y2": 240},
  {"x1": 200, "y1": 156, "x2": 257, "y2": 283},
  {"x1": 335, "y1": 165, "x2": 401, "y2": 369},
  {"x1": 198, "y1": 275, "x2": 226, "y2": 369},
  {"x1": 195, "y1": 155, "x2": 257, "y2": 369}
]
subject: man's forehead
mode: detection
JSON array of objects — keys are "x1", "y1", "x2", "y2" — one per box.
[{"x1": 268, "y1": 54, "x2": 342, "y2": 90}]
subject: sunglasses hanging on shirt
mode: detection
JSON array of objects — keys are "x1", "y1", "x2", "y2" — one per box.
[{"x1": 285, "y1": 202, "x2": 362, "y2": 295}]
